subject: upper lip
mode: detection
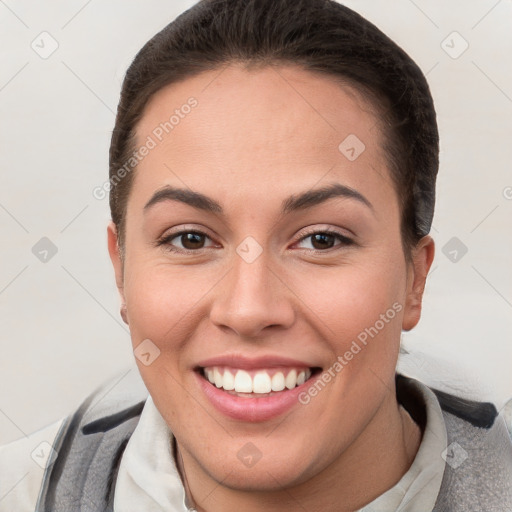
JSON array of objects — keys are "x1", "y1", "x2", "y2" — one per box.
[{"x1": 195, "y1": 354, "x2": 319, "y2": 370}]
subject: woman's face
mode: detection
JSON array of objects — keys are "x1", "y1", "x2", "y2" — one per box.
[{"x1": 109, "y1": 64, "x2": 431, "y2": 493}]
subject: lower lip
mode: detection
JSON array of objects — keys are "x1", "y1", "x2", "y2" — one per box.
[{"x1": 195, "y1": 371, "x2": 313, "y2": 422}]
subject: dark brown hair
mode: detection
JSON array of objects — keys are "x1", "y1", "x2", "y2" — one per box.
[{"x1": 109, "y1": 0, "x2": 439, "y2": 256}]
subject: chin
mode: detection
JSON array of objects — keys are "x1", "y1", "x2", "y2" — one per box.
[
  {"x1": 213, "y1": 461, "x2": 308, "y2": 492},
  {"x1": 197, "y1": 440, "x2": 321, "y2": 492}
]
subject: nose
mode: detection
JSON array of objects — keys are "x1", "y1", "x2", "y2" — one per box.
[{"x1": 209, "y1": 250, "x2": 296, "y2": 339}]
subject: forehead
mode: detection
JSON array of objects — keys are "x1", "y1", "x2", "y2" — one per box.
[{"x1": 131, "y1": 63, "x2": 392, "y2": 208}]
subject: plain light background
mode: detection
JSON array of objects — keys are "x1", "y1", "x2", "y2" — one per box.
[{"x1": 0, "y1": 0, "x2": 511, "y2": 445}]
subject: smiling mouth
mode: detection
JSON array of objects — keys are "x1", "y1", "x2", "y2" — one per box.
[{"x1": 198, "y1": 366, "x2": 321, "y2": 397}]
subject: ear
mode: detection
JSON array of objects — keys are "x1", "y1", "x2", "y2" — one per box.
[
  {"x1": 402, "y1": 235, "x2": 435, "y2": 331},
  {"x1": 107, "y1": 222, "x2": 127, "y2": 323}
]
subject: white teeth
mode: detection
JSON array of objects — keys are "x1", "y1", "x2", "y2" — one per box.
[
  {"x1": 203, "y1": 367, "x2": 313, "y2": 394},
  {"x1": 271, "y1": 372, "x2": 286, "y2": 392},
  {"x1": 214, "y1": 368, "x2": 223, "y2": 388},
  {"x1": 285, "y1": 369, "x2": 297, "y2": 390},
  {"x1": 234, "y1": 370, "x2": 253, "y2": 393},
  {"x1": 253, "y1": 372, "x2": 272, "y2": 394},
  {"x1": 222, "y1": 369, "x2": 235, "y2": 391}
]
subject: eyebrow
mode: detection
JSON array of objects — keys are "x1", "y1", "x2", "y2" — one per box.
[{"x1": 143, "y1": 182, "x2": 373, "y2": 215}]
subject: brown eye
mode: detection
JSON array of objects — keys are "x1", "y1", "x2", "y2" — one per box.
[
  {"x1": 179, "y1": 232, "x2": 206, "y2": 250},
  {"x1": 310, "y1": 233, "x2": 336, "y2": 250},
  {"x1": 295, "y1": 230, "x2": 354, "y2": 251},
  {"x1": 157, "y1": 230, "x2": 215, "y2": 253}
]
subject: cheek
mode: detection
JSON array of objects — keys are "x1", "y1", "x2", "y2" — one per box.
[
  {"x1": 293, "y1": 252, "x2": 407, "y2": 413},
  {"x1": 123, "y1": 263, "x2": 213, "y2": 352},
  {"x1": 122, "y1": 265, "x2": 210, "y2": 418},
  {"x1": 290, "y1": 258, "x2": 406, "y2": 443},
  {"x1": 295, "y1": 255, "x2": 407, "y2": 340}
]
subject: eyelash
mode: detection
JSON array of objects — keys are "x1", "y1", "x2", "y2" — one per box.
[{"x1": 156, "y1": 227, "x2": 355, "y2": 255}]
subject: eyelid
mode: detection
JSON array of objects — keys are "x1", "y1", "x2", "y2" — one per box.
[
  {"x1": 297, "y1": 224, "x2": 351, "y2": 236},
  {"x1": 158, "y1": 224, "x2": 215, "y2": 239}
]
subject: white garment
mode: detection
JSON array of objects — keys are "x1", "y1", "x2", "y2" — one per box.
[
  {"x1": 114, "y1": 378, "x2": 447, "y2": 512},
  {"x1": 113, "y1": 394, "x2": 190, "y2": 511}
]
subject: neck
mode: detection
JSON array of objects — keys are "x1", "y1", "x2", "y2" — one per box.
[{"x1": 177, "y1": 388, "x2": 422, "y2": 512}]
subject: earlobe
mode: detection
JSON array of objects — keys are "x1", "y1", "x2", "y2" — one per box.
[
  {"x1": 107, "y1": 222, "x2": 127, "y2": 320},
  {"x1": 402, "y1": 235, "x2": 435, "y2": 331}
]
